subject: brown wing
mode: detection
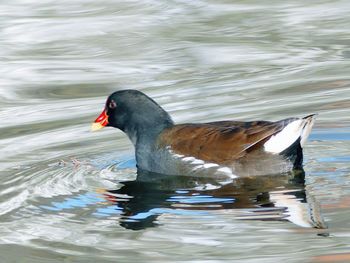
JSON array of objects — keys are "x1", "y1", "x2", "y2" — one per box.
[{"x1": 157, "y1": 119, "x2": 296, "y2": 165}]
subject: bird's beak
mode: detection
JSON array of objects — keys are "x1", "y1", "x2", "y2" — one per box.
[{"x1": 91, "y1": 109, "x2": 109, "y2": 131}]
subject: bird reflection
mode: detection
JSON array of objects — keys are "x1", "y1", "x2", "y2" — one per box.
[{"x1": 101, "y1": 168, "x2": 326, "y2": 231}]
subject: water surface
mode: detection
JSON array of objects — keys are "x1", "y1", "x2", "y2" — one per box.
[{"x1": 1, "y1": 0, "x2": 350, "y2": 262}]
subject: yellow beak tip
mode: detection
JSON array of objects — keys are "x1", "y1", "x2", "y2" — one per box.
[{"x1": 91, "y1": 122, "x2": 104, "y2": 132}]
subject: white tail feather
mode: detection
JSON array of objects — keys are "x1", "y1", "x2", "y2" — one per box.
[
  {"x1": 300, "y1": 115, "x2": 315, "y2": 146},
  {"x1": 264, "y1": 115, "x2": 315, "y2": 154}
]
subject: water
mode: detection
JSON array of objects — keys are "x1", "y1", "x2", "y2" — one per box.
[{"x1": 1, "y1": 0, "x2": 350, "y2": 262}]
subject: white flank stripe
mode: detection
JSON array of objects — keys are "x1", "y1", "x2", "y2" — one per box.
[
  {"x1": 182, "y1": 157, "x2": 196, "y2": 162},
  {"x1": 203, "y1": 163, "x2": 219, "y2": 169},
  {"x1": 191, "y1": 159, "x2": 205, "y2": 165},
  {"x1": 217, "y1": 167, "x2": 232, "y2": 174},
  {"x1": 173, "y1": 154, "x2": 185, "y2": 158}
]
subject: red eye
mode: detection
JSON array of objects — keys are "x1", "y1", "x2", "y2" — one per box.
[{"x1": 109, "y1": 100, "x2": 117, "y2": 109}]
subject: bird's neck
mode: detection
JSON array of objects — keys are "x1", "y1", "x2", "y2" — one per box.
[
  {"x1": 124, "y1": 115, "x2": 174, "y2": 148},
  {"x1": 124, "y1": 117, "x2": 173, "y2": 171}
]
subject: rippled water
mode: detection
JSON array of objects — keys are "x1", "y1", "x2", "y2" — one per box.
[{"x1": 1, "y1": 0, "x2": 350, "y2": 262}]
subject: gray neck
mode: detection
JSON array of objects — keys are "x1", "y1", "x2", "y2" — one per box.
[
  {"x1": 124, "y1": 113, "x2": 173, "y2": 147},
  {"x1": 125, "y1": 120, "x2": 172, "y2": 170},
  {"x1": 125, "y1": 122, "x2": 171, "y2": 147},
  {"x1": 119, "y1": 96, "x2": 174, "y2": 170}
]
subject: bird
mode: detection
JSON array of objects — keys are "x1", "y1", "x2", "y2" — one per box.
[{"x1": 92, "y1": 90, "x2": 315, "y2": 177}]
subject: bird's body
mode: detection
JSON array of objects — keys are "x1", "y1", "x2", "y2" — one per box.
[{"x1": 92, "y1": 90, "x2": 315, "y2": 177}]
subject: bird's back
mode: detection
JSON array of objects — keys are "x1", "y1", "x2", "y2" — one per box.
[{"x1": 151, "y1": 115, "x2": 315, "y2": 176}]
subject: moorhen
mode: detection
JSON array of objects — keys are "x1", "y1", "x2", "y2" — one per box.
[{"x1": 92, "y1": 90, "x2": 315, "y2": 177}]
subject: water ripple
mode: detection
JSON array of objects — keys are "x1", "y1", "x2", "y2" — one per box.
[{"x1": 1, "y1": 0, "x2": 350, "y2": 262}]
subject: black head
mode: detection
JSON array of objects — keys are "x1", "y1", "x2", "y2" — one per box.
[{"x1": 92, "y1": 90, "x2": 174, "y2": 144}]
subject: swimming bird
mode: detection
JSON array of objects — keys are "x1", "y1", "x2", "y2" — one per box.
[{"x1": 92, "y1": 90, "x2": 315, "y2": 177}]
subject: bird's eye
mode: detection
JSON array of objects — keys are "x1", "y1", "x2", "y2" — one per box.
[{"x1": 109, "y1": 100, "x2": 117, "y2": 109}]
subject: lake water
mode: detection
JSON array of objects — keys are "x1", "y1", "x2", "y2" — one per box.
[{"x1": 1, "y1": 0, "x2": 350, "y2": 262}]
